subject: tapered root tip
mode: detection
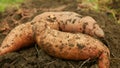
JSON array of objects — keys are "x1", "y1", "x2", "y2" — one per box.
[{"x1": 0, "y1": 22, "x2": 35, "y2": 55}]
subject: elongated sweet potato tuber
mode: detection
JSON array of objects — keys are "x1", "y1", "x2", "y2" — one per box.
[
  {"x1": 0, "y1": 22, "x2": 35, "y2": 55},
  {"x1": 34, "y1": 22, "x2": 110, "y2": 68},
  {"x1": 32, "y1": 12, "x2": 104, "y2": 38}
]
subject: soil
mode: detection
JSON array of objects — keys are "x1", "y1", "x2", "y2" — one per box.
[{"x1": 0, "y1": 0, "x2": 120, "y2": 68}]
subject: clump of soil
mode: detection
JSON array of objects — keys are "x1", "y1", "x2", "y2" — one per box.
[{"x1": 0, "y1": 0, "x2": 120, "y2": 68}]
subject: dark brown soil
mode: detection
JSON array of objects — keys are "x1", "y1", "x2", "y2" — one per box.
[{"x1": 0, "y1": 0, "x2": 120, "y2": 68}]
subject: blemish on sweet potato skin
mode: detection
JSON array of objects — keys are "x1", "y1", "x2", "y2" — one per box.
[
  {"x1": 1, "y1": 44, "x2": 10, "y2": 49},
  {"x1": 69, "y1": 43, "x2": 74, "y2": 47},
  {"x1": 77, "y1": 43, "x2": 85, "y2": 49}
]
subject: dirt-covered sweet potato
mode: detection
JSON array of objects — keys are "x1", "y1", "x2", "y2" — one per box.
[
  {"x1": 32, "y1": 12, "x2": 104, "y2": 38},
  {"x1": 34, "y1": 22, "x2": 110, "y2": 68},
  {"x1": 0, "y1": 22, "x2": 35, "y2": 55}
]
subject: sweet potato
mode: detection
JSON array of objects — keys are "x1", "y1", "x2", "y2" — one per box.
[
  {"x1": 0, "y1": 22, "x2": 35, "y2": 55},
  {"x1": 32, "y1": 12, "x2": 104, "y2": 38},
  {"x1": 34, "y1": 22, "x2": 110, "y2": 68}
]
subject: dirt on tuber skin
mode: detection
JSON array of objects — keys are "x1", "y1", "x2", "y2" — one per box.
[{"x1": 0, "y1": 12, "x2": 109, "y2": 68}]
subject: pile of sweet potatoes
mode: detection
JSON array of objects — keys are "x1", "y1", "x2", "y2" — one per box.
[{"x1": 0, "y1": 12, "x2": 110, "y2": 68}]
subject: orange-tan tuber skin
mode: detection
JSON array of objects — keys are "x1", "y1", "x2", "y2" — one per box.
[
  {"x1": 0, "y1": 22, "x2": 35, "y2": 55},
  {"x1": 0, "y1": 12, "x2": 109, "y2": 68},
  {"x1": 32, "y1": 12, "x2": 104, "y2": 38},
  {"x1": 34, "y1": 22, "x2": 110, "y2": 68}
]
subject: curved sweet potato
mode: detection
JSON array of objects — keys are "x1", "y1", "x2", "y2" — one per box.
[
  {"x1": 0, "y1": 22, "x2": 35, "y2": 55},
  {"x1": 32, "y1": 12, "x2": 104, "y2": 38},
  {"x1": 34, "y1": 22, "x2": 110, "y2": 68}
]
